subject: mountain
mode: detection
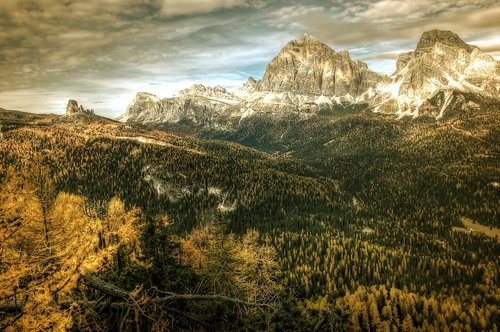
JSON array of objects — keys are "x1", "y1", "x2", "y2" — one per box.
[
  {"x1": 119, "y1": 33, "x2": 387, "y2": 126},
  {"x1": 240, "y1": 34, "x2": 387, "y2": 113},
  {"x1": 65, "y1": 99, "x2": 95, "y2": 116},
  {"x1": 371, "y1": 29, "x2": 500, "y2": 118},
  {"x1": 120, "y1": 29, "x2": 498, "y2": 129},
  {"x1": 119, "y1": 85, "x2": 240, "y2": 127},
  {"x1": 234, "y1": 76, "x2": 258, "y2": 97},
  {"x1": 257, "y1": 34, "x2": 385, "y2": 97},
  {"x1": 244, "y1": 34, "x2": 387, "y2": 111}
]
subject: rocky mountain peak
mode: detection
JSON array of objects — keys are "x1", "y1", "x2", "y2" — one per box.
[
  {"x1": 181, "y1": 84, "x2": 227, "y2": 96},
  {"x1": 119, "y1": 92, "x2": 161, "y2": 122},
  {"x1": 294, "y1": 33, "x2": 325, "y2": 46},
  {"x1": 258, "y1": 34, "x2": 384, "y2": 97},
  {"x1": 180, "y1": 84, "x2": 238, "y2": 102},
  {"x1": 235, "y1": 77, "x2": 259, "y2": 97},
  {"x1": 416, "y1": 29, "x2": 472, "y2": 52},
  {"x1": 180, "y1": 84, "x2": 209, "y2": 95},
  {"x1": 394, "y1": 52, "x2": 413, "y2": 75},
  {"x1": 372, "y1": 29, "x2": 499, "y2": 118},
  {"x1": 65, "y1": 99, "x2": 94, "y2": 116},
  {"x1": 247, "y1": 76, "x2": 257, "y2": 84},
  {"x1": 281, "y1": 33, "x2": 336, "y2": 58},
  {"x1": 136, "y1": 92, "x2": 160, "y2": 100}
]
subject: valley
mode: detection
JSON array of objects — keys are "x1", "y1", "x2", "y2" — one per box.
[{"x1": 1, "y1": 28, "x2": 499, "y2": 331}]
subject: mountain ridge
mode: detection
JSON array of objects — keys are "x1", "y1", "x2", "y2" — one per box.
[
  {"x1": 119, "y1": 29, "x2": 499, "y2": 128},
  {"x1": 372, "y1": 29, "x2": 499, "y2": 117}
]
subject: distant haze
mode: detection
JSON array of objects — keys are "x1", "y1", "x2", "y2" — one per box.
[{"x1": 0, "y1": 0, "x2": 499, "y2": 118}]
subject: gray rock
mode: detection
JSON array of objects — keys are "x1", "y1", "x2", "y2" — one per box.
[
  {"x1": 235, "y1": 77, "x2": 259, "y2": 97},
  {"x1": 65, "y1": 100, "x2": 94, "y2": 116},
  {"x1": 119, "y1": 85, "x2": 241, "y2": 126},
  {"x1": 395, "y1": 52, "x2": 413, "y2": 75},
  {"x1": 372, "y1": 29, "x2": 500, "y2": 118},
  {"x1": 66, "y1": 100, "x2": 79, "y2": 115},
  {"x1": 257, "y1": 34, "x2": 385, "y2": 98}
]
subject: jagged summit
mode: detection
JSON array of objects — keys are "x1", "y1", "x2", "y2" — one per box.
[
  {"x1": 371, "y1": 29, "x2": 499, "y2": 118},
  {"x1": 180, "y1": 84, "x2": 231, "y2": 97},
  {"x1": 120, "y1": 83, "x2": 241, "y2": 125},
  {"x1": 120, "y1": 29, "x2": 498, "y2": 125},
  {"x1": 294, "y1": 33, "x2": 326, "y2": 45},
  {"x1": 235, "y1": 77, "x2": 258, "y2": 97},
  {"x1": 136, "y1": 92, "x2": 159, "y2": 98},
  {"x1": 257, "y1": 33, "x2": 384, "y2": 97},
  {"x1": 416, "y1": 29, "x2": 472, "y2": 52},
  {"x1": 65, "y1": 99, "x2": 94, "y2": 117},
  {"x1": 280, "y1": 33, "x2": 336, "y2": 57}
]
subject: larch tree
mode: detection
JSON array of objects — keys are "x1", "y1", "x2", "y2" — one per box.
[
  {"x1": 179, "y1": 223, "x2": 284, "y2": 327},
  {"x1": 0, "y1": 171, "x2": 139, "y2": 331}
]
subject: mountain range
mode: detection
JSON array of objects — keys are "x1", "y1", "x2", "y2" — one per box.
[
  {"x1": 119, "y1": 29, "x2": 499, "y2": 130},
  {"x1": 2, "y1": 28, "x2": 499, "y2": 332}
]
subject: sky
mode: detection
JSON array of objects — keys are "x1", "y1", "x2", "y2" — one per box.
[{"x1": 0, "y1": 0, "x2": 499, "y2": 118}]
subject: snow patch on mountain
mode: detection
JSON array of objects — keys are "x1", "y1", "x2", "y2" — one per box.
[
  {"x1": 119, "y1": 30, "x2": 499, "y2": 125},
  {"x1": 369, "y1": 30, "x2": 500, "y2": 119}
]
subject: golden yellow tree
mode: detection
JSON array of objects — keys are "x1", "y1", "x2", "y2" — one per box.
[
  {"x1": 180, "y1": 224, "x2": 283, "y2": 315},
  {"x1": 0, "y1": 172, "x2": 139, "y2": 330}
]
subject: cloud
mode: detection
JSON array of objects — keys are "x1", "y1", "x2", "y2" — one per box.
[
  {"x1": 158, "y1": 0, "x2": 247, "y2": 17},
  {"x1": 338, "y1": 0, "x2": 499, "y2": 23},
  {"x1": 283, "y1": 3, "x2": 500, "y2": 46},
  {"x1": 469, "y1": 36, "x2": 500, "y2": 52},
  {"x1": 0, "y1": 0, "x2": 498, "y2": 116}
]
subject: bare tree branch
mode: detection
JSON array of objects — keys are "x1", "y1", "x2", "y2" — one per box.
[
  {"x1": 81, "y1": 275, "x2": 130, "y2": 299},
  {"x1": 81, "y1": 274, "x2": 274, "y2": 308}
]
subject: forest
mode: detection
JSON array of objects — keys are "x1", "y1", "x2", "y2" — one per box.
[{"x1": 0, "y1": 108, "x2": 499, "y2": 331}]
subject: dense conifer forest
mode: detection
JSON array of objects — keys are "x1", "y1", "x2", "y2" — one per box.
[{"x1": 0, "y1": 108, "x2": 499, "y2": 330}]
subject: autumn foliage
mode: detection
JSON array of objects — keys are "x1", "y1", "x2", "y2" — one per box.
[{"x1": 0, "y1": 171, "x2": 139, "y2": 330}]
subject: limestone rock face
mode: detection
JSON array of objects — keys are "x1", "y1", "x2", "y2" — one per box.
[
  {"x1": 119, "y1": 92, "x2": 162, "y2": 122},
  {"x1": 66, "y1": 100, "x2": 79, "y2": 115},
  {"x1": 119, "y1": 85, "x2": 240, "y2": 125},
  {"x1": 415, "y1": 29, "x2": 471, "y2": 51},
  {"x1": 257, "y1": 34, "x2": 385, "y2": 98},
  {"x1": 238, "y1": 34, "x2": 388, "y2": 114},
  {"x1": 395, "y1": 52, "x2": 413, "y2": 75},
  {"x1": 119, "y1": 30, "x2": 499, "y2": 126},
  {"x1": 65, "y1": 100, "x2": 94, "y2": 116},
  {"x1": 235, "y1": 77, "x2": 258, "y2": 97},
  {"x1": 372, "y1": 29, "x2": 500, "y2": 118}
]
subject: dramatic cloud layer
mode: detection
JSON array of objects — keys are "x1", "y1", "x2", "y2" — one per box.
[{"x1": 0, "y1": 0, "x2": 498, "y2": 117}]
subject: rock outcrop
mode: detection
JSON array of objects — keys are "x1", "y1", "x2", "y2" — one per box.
[
  {"x1": 65, "y1": 100, "x2": 94, "y2": 116},
  {"x1": 234, "y1": 77, "x2": 258, "y2": 97},
  {"x1": 394, "y1": 52, "x2": 413, "y2": 75}
]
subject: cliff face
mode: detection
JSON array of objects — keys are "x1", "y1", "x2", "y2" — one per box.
[
  {"x1": 373, "y1": 29, "x2": 500, "y2": 117},
  {"x1": 258, "y1": 34, "x2": 385, "y2": 98},
  {"x1": 395, "y1": 52, "x2": 413, "y2": 75},
  {"x1": 66, "y1": 100, "x2": 79, "y2": 115},
  {"x1": 119, "y1": 85, "x2": 240, "y2": 125},
  {"x1": 119, "y1": 30, "x2": 500, "y2": 125},
  {"x1": 65, "y1": 100, "x2": 94, "y2": 116}
]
